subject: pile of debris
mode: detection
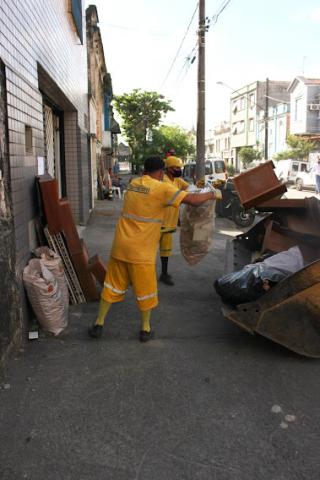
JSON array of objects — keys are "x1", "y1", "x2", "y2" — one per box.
[
  {"x1": 23, "y1": 176, "x2": 107, "y2": 336},
  {"x1": 214, "y1": 161, "x2": 320, "y2": 358}
]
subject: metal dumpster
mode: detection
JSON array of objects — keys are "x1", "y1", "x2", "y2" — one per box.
[{"x1": 220, "y1": 162, "x2": 320, "y2": 358}]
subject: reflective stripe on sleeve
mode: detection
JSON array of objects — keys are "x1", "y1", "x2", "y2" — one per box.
[
  {"x1": 122, "y1": 212, "x2": 162, "y2": 224},
  {"x1": 167, "y1": 190, "x2": 182, "y2": 206},
  {"x1": 104, "y1": 282, "x2": 127, "y2": 295},
  {"x1": 136, "y1": 292, "x2": 158, "y2": 301}
]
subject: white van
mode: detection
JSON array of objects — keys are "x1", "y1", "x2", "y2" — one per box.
[
  {"x1": 274, "y1": 159, "x2": 315, "y2": 191},
  {"x1": 183, "y1": 158, "x2": 227, "y2": 185}
]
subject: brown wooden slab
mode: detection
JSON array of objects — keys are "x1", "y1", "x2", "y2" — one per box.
[{"x1": 233, "y1": 161, "x2": 287, "y2": 208}]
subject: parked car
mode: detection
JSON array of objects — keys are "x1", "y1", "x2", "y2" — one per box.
[
  {"x1": 274, "y1": 159, "x2": 316, "y2": 191},
  {"x1": 183, "y1": 158, "x2": 227, "y2": 185}
]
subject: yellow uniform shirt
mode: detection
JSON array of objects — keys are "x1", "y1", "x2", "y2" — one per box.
[
  {"x1": 162, "y1": 174, "x2": 189, "y2": 231},
  {"x1": 111, "y1": 175, "x2": 188, "y2": 264}
]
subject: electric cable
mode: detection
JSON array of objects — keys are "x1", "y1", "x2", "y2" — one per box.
[{"x1": 160, "y1": 2, "x2": 199, "y2": 90}]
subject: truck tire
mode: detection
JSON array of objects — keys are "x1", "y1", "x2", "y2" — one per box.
[{"x1": 232, "y1": 203, "x2": 255, "y2": 228}]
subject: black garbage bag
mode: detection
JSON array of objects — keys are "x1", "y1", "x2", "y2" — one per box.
[
  {"x1": 214, "y1": 264, "x2": 280, "y2": 305},
  {"x1": 214, "y1": 246, "x2": 305, "y2": 306}
]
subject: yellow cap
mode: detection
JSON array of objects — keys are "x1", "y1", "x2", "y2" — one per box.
[{"x1": 165, "y1": 156, "x2": 183, "y2": 169}]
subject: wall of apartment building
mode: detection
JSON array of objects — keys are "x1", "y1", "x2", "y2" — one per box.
[
  {"x1": 0, "y1": 60, "x2": 23, "y2": 368},
  {"x1": 0, "y1": 0, "x2": 90, "y2": 272},
  {"x1": 306, "y1": 85, "x2": 320, "y2": 134},
  {"x1": 257, "y1": 104, "x2": 290, "y2": 158},
  {"x1": 268, "y1": 113, "x2": 289, "y2": 157},
  {"x1": 213, "y1": 131, "x2": 231, "y2": 160},
  {"x1": 290, "y1": 82, "x2": 307, "y2": 134},
  {"x1": 230, "y1": 82, "x2": 261, "y2": 149},
  {"x1": 86, "y1": 5, "x2": 106, "y2": 202},
  {"x1": 231, "y1": 81, "x2": 290, "y2": 165},
  {"x1": 0, "y1": 0, "x2": 91, "y2": 361}
]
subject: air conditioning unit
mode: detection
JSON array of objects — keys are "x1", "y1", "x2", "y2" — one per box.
[{"x1": 309, "y1": 104, "x2": 320, "y2": 111}]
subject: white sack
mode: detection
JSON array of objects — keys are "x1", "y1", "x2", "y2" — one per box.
[
  {"x1": 34, "y1": 246, "x2": 69, "y2": 314},
  {"x1": 180, "y1": 186, "x2": 216, "y2": 265},
  {"x1": 23, "y1": 259, "x2": 67, "y2": 336}
]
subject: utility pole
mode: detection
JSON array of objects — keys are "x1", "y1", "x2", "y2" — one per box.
[
  {"x1": 195, "y1": 0, "x2": 206, "y2": 181},
  {"x1": 264, "y1": 77, "x2": 269, "y2": 161}
]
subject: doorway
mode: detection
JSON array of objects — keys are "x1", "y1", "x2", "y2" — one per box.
[{"x1": 43, "y1": 102, "x2": 66, "y2": 197}]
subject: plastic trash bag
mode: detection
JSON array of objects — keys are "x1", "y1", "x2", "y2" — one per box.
[
  {"x1": 214, "y1": 246, "x2": 305, "y2": 306},
  {"x1": 180, "y1": 185, "x2": 216, "y2": 265},
  {"x1": 23, "y1": 259, "x2": 67, "y2": 335},
  {"x1": 34, "y1": 246, "x2": 69, "y2": 314}
]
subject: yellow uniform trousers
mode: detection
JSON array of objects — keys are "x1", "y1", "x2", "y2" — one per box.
[
  {"x1": 101, "y1": 257, "x2": 158, "y2": 311},
  {"x1": 159, "y1": 230, "x2": 175, "y2": 258}
]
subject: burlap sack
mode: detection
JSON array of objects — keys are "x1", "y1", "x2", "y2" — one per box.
[
  {"x1": 34, "y1": 247, "x2": 69, "y2": 315},
  {"x1": 180, "y1": 187, "x2": 216, "y2": 265},
  {"x1": 23, "y1": 259, "x2": 67, "y2": 335}
]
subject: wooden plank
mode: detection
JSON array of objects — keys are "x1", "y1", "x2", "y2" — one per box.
[
  {"x1": 257, "y1": 198, "x2": 306, "y2": 211},
  {"x1": 233, "y1": 161, "x2": 287, "y2": 208}
]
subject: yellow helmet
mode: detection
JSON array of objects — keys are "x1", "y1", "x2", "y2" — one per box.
[{"x1": 165, "y1": 156, "x2": 183, "y2": 169}]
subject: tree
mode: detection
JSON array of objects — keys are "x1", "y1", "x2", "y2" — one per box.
[
  {"x1": 113, "y1": 89, "x2": 174, "y2": 166},
  {"x1": 274, "y1": 135, "x2": 316, "y2": 161},
  {"x1": 149, "y1": 125, "x2": 195, "y2": 160},
  {"x1": 239, "y1": 146, "x2": 262, "y2": 168}
]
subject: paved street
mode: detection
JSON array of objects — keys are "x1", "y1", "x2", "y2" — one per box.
[
  {"x1": 285, "y1": 186, "x2": 318, "y2": 199},
  {"x1": 1, "y1": 197, "x2": 320, "y2": 480}
]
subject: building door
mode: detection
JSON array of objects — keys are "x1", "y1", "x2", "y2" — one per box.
[{"x1": 44, "y1": 103, "x2": 65, "y2": 197}]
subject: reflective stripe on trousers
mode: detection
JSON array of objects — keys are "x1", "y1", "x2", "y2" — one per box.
[
  {"x1": 136, "y1": 292, "x2": 157, "y2": 301},
  {"x1": 104, "y1": 282, "x2": 127, "y2": 295}
]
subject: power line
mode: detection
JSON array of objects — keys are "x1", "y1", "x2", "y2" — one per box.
[
  {"x1": 175, "y1": 0, "x2": 232, "y2": 84},
  {"x1": 165, "y1": 0, "x2": 232, "y2": 101},
  {"x1": 160, "y1": 2, "x2": 199, "y2": 90},
  {"x1": 206, "y1": 0, "x2": 232, "y2": 30}
]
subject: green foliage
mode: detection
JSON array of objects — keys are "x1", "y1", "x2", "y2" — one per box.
[
  {"x1": 239, "y1": 146, "x2": 262, "y2": 167},
  {"x1": 113, "y1": 89, "x2": 174, "y2": 164},
  {"x1": 274, "y1": 135, "x2": 316, "y2": 161},
  {"x1": 150, "y1": 125, "x2": 195, "y2": 160},
  {"x1": 226, "y1": 163, "x2": 235, "y2": 176}
]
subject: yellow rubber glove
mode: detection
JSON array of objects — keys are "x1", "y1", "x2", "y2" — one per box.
[
  {"x1": 213, "y1": 189, "x2": 222, "y2": 200},
  {"x1": 195, "y1": 178, "x2": 206, "y2": 188},
  {"x1": 212, "y1": 179, "x2": 226, "y2": 188}
]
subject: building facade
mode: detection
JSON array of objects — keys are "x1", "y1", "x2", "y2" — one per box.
[
  {"x1": 205, "y1": 121, "x2": 231, "y2": 163},
  {"x1": 86, "y1": 5, "x2": 119, "y2": 201},
  {"x1": 0, "y1": 0, "x2": 92, "y2": 364},
  {"x1": 230, "y1": 80, "x2": 290, "y2": 169},
  {"x1": 288, "y1": 76, "x2": 320, "y2": 136},
  {"x1": 257, "y1": 103, "x2": 290, "y2": 159}
]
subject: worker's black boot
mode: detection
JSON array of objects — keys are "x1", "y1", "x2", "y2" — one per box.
[
  {"x1": 88, "y1": 324, "x2": 103, "y2": 339},
  {"x1": 139, "y1": 330, "x2": 154, "y2": 343},
  {"x1": 159, "y1": 273, "x2": 175, "y2": 286},
  {"x1": 160, "y1": 257, "x2": 174, "y2": 285}
]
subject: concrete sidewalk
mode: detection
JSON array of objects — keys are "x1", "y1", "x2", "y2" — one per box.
[{"x1": 0, "y1": 199, "x2": 320, "y2": 480}]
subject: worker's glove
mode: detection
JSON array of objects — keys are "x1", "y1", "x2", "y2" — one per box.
[
  {"x1": 213, "y1": 188, "x2": 222, "y2": 200},
  {"x1": 212, "y1": 179, "x2": 226, "y2": 188},
  {"x1": 195, "y1": 178, "x2": 206, "y2": 188}
]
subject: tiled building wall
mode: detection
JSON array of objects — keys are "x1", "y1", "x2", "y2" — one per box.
[
  {"x1": 0, "y1": 61, "x2": 24, "y2": 368},
  {"x1": 0, "y1": 0, "x2": 90, "y2": 272}
]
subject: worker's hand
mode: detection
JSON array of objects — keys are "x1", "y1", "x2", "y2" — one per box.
[
  {"x1": 212, "y1": 179, "x2": 225, "y2": 188},
  {"x1": 195, "y1": 178, "x2": 205, "y2": 188},
  {"x1": 213, "y1": 189, "x2": 222, "y2": 200}
]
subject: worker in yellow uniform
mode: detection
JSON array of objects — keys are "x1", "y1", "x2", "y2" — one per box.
[
  {"x1": 159, "y1": 156, "x2": 189, "y2": 286},
  {"x1": 88, "y1": 155, "x2": 221, "y2": 342}
]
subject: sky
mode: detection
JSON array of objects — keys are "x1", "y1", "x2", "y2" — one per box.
[{"x1": 88, "y1": 0, "x2": 320, "y2": 132}]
